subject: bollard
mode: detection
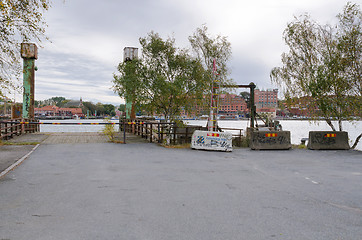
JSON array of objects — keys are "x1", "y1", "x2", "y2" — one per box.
[
  {"x1": 307, "y1": 131, "x2": 349, "y2": 150},
  {"x1": 250, "y1": 131, "x2": 291, "y2": 150}
]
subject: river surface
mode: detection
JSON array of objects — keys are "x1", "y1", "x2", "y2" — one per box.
[{"x1": 39, "y1": 119, "x2": 362, "y2": 151}]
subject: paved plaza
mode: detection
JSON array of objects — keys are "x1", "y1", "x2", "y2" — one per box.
[{"x1": 1, "y1": 139, "x2": 362, "y2": 239}]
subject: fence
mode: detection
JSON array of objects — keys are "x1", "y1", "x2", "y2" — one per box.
[
  {"x1": 0, "y1": 119, "x2": 245, "y2": 146},
  {"x1": 0, "y1": 118, "x2": 39, "y2": 140},
  {"x1": 120, "y1": 119, "x2": 204, "y2": 144},
  {"x1": 120, "y1": 119, "x2": 245, "y2": 145}
]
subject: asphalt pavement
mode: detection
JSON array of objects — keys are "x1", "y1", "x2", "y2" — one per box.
[
  {"x1": 0, "y1": 133, "x2": 49, "y2": 174},
  {"x1": 1, "y1": 140, "x2": 361, "y2": 240}
]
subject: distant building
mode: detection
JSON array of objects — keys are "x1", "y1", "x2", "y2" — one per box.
[
  {"x1": 178, "y1": 89, "x2": 280, "y2": 118},
  {"x1": 179, "y1": 93, "x2": 249, "y2": 117},
  {"x1": 254, "y1": 89, "x2": 278, "y2": 118},
  {"x1": 35, "y1": 106, "x2": 84, "y2": 118},
  {"x1": 218, "y1": 94, "x2": 248, "y2": 116}
]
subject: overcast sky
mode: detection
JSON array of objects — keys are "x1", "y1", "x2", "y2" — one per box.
[{"x1": 30, "y1": 0, "x2": 350, "y2": 105}]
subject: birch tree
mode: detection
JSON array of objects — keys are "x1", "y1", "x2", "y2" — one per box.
[
  {"x1": 271, "y1": 2, "x2": 361, "y2": 148},
  {"x1": 0, "y1": 0, "x2": 51, "y2": 97}
]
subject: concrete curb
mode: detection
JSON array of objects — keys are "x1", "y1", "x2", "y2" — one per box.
[{"x1": 0, "y1": 144, "x2": 40, "y2": 179}]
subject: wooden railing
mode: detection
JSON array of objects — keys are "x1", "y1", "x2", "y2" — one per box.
[
  {"x1": 0, "y1": 118, "x2": 39, "y2": 140},
  {"x1": 119, "y1": 119, "x2": 245, "y2": 145},
  {"x1": 119, "y1": 119, "x2": 204, "y2": 145}
]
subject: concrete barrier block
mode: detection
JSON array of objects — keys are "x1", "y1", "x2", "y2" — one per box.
[
  {"x1": 191, "y1": 130, "x2": 233, "y2": 152},
  {"x1": 250, "y1": 131, "x2": 291, "y2": 150},
  {"x1": 307, "y1": 131, "x2": 350, "y2": 150}
]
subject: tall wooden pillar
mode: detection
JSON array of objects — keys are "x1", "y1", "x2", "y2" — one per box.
[{"x1": 21, "y1": 43, "x2": 38, "y2": 119}]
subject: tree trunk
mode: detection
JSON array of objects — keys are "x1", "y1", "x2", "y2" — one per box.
[
  {"x1": 130, "y1": 102, "x2": 136, "y2": 120},
  {"x1": 338, "y1": 119, "x2": 343, "y2": 131},
  {"x1": 325, "y1": 119, "x2": 336, "y2": 131},
  {"x1": 351, "y1": 133, "x2": 362, "y2": 150}
]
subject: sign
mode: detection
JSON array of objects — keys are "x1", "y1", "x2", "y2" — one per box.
[{"x1": 191, "y1": 130, "x2": 233, "y2": 152}]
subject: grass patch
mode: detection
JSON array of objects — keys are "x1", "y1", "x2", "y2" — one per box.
[
  {"x1": 292, "y1": 144, "x2": 307, "y2": 149},
  {"x1": 102, "y1": 119, "x2": 117, "y2": 142},
  {"x1": 1, "y1": 141, "x2": 40, "y2": 146}
]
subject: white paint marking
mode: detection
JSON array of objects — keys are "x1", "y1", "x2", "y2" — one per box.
[
  {"x1": 0, "y1": 144, "x2": 40, "y2": 179},
  {"x1": 304, "y1": 177, "x2": 319, "y2": 185},
  {"x1": 352, "y1": 172, "x2": 362, "y2": 176}
]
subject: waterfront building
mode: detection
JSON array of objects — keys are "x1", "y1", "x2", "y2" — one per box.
[
  {"x1": 178, "y1": 89, "x2": 280, "y2": 119},
  {"x1": 218, "y1": 94, "x2": 248, "y2": 116},
  {"x1": 254, "y1": 89, "x2": 278, "y2": 118},
  {"x1": 35, "y1": 106, "x2": 84, "y2": 118}
]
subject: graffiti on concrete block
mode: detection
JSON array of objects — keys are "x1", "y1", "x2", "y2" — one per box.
[
  {"x1": 311, "y1": 132, "x2": 336, "y2": 145},
  {"x1": 252, "y1": 133, "x2": 289, "y2": 145}
]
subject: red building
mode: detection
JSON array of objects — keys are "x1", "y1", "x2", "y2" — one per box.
[
  {"x1": 35, "y1": 106, "x2": 84, "y2": 118},
  {"x1": 180, "y1": 89, "x2": 279, "y2": 118},
  {"x1": 254, "y1": 89, "x2": 278, "y2": 117},
  {"x1": 218, "y1": 94, "x2": 248, "y2": 115}
]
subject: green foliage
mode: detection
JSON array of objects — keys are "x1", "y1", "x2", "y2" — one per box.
[
  {"x1": 82, "y1": 101, "x2": 116, "y2": 116},
  {"x1": 35, "y1": 96, "x2": 70, "y2": 108},
  {"x1": 113, "y1": 26, "x2": 233, "y2": 120},
  {"x1": 189, "y1": 25, "x2": 232, "y2": 85},
  {"x1": 118, "y1": 104, "x2": 125, "y2": 112},
  {"x1": 113, "y1": 59, "x2": 145, "y2": 104},
  {"x1": 239, "y1": 91, "x2": 250, "y2": 108},
  {"x1": 140, "y1": 32, "x2": 207, "y2": 120},
  {"x1": 103, "y1": 104, "x2": 116, "y2": 116},
  {"x1": 0, "y1": 0, "x2": 51, "y2": 97},
  {"x1": 102, "y1": 119, "x2": 116, "y2": 142},
  {"x1": 271, "y1": 2, "x2": 362, "y2": 131},
  {"x1": 114, "y1": 31, "x2": 208, "y2": 120}
]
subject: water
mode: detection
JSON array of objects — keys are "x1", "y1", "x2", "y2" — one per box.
[
  {"x1": 39, "y1": 119, "x2": 119, "y2": 133},
  {"x1": 39, "y1": 119, "x2": 362, "y2": 151}
]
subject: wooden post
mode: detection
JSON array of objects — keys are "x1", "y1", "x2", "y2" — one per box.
[
  {"x1": 21, "y1": 43, "x2": 37, "y2": 119},
  {"x1": 158, "y1": 123, "x2": 161, "y2": 143},
  {"x1": 123, "y1": 119, "x2": 126, "y2": 144},
  {"x1": 4, "y1": 122, "x2": 8, "y2": 140},
  {"x1": 145, "y1": 123, "x2": 148, "y2": 139},
  {"x1": 150, "y1": 123, "x2": 153, "y2": 143},
  {"x1": 249, "y1": 82, "x2": 256, "y2": 129},
  {"x1": 161, "y1": 125, "x2": 164, "y2": 143},
  {"x1": 141, "y1": 122, "x2": 144, "y2": 138},
  {"x1": 185, "y1": 127, "x2": 188, "y2": 144},
  {"x1": 173, "y1": 123, "x2": 177, "y2": 145}
]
